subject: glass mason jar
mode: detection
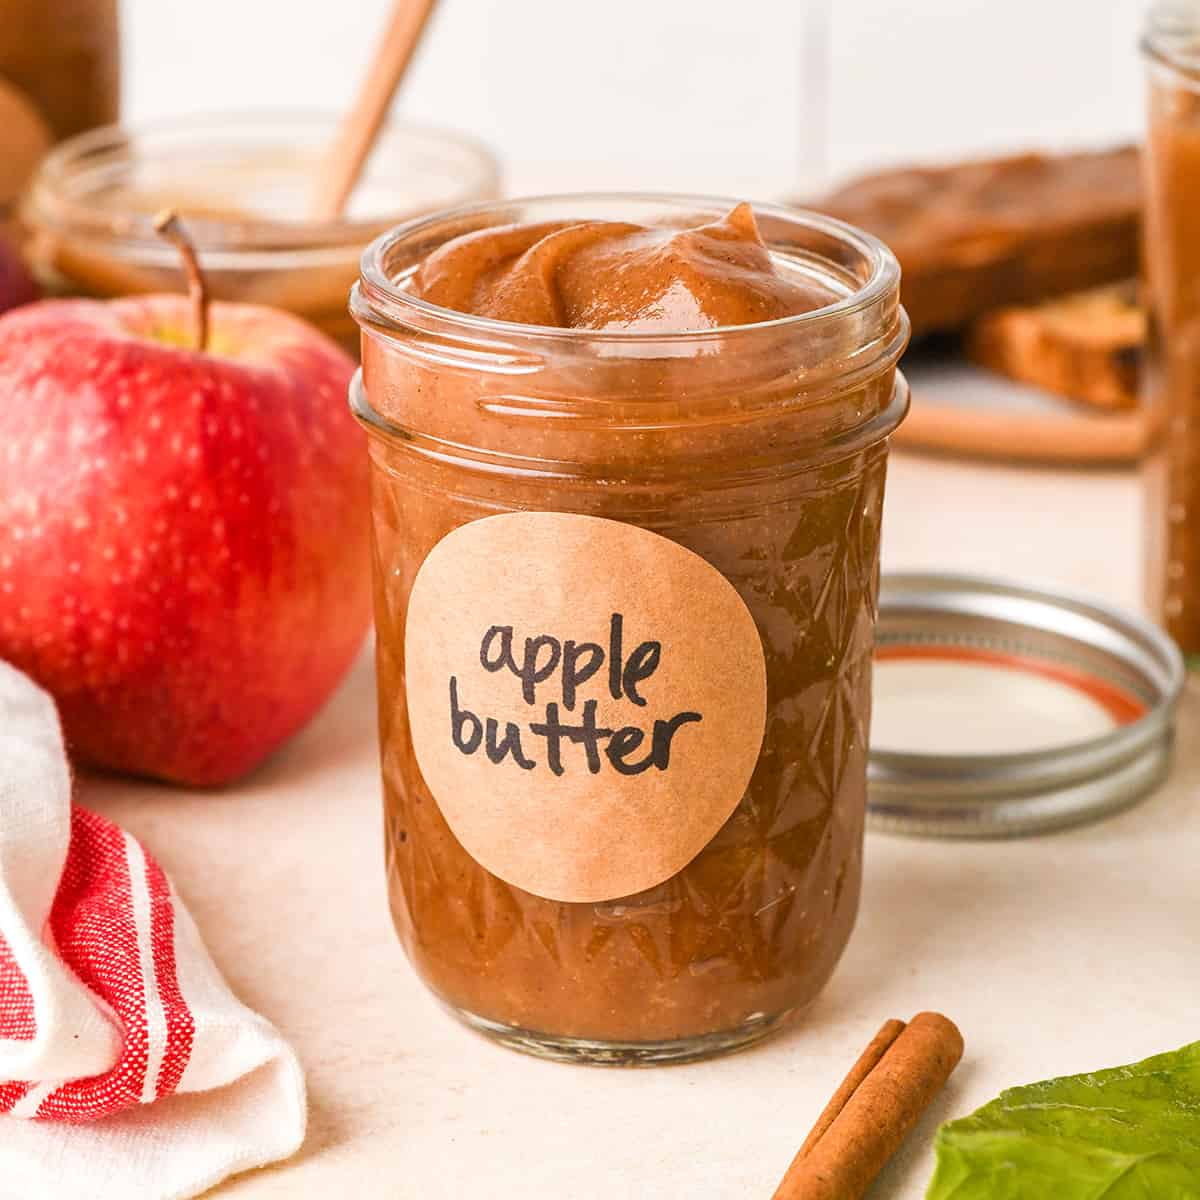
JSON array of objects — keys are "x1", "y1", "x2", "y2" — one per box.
[
  {"x1": 1144, "y1": 3, "x2": 1200, "y2": 660},
  {"x1": 23, "y1": 114, "x2": 500, "y2": 351},
  {"x1": 0, "y1": 0, "x2": 118, "y2": 223},
  {"x1": 351, "y1": 194, "x2": 909, "y2": 1064},
  {"x1": 0, "y1": 0, "x2": 119, "y2": 140}
]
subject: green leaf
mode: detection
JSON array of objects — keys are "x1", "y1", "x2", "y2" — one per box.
[{"x1": 926, "y1": 1041, "x2": 1200, "y2": 1199}]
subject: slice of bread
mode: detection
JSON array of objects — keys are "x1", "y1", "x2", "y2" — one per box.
[
  {"x1": 810, "y1": 147, "x2": 1140, "y2": 337},
  {"x1": 965, "y1": 282, "x2": 1143, "y2": 411}
]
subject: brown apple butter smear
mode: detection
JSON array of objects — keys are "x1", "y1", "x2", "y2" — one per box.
[
  {"x1": 358, "y1": 198, "x2": 907, "y2": 1060},
  {"x1": 410, "y1": 202, "x2": 837, "y2": 329}
]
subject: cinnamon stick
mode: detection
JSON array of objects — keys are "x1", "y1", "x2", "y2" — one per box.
[
  {"x1": 794, "y1": 1019, "x2": 907, "y2": 1162},
  {"x1": 771, "y1": 1012, "x2": 963, "y2": 1200}
]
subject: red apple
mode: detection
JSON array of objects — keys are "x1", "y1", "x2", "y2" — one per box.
[
  {"x1": 0, "y1": 230, "x2": 38, "y2": 314},
  {"x1": 0, "y1": 253, "x2": 369, "y2": 784}
]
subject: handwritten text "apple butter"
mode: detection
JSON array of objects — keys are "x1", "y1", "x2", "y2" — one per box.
[{"x1": 447, "y1": 613, "x2": 702, "y2": 776}]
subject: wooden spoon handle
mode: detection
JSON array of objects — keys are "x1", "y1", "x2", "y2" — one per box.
[{"x1": 309, "y1": 0, "x2": 439, "y2": 222}]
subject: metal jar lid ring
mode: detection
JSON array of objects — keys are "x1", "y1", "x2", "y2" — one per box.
[{"x1": 867, "y1": 572, "x2": 1185, "y2": 838}]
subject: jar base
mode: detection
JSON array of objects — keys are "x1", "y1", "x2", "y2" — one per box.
[{"x1": 444, "y1": 1004, "x2": 796, "y2": 1066}]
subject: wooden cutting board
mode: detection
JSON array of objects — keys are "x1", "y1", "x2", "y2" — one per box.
[{"x1": 896, "y1": 358, "x2": 1148, "y2": 465}]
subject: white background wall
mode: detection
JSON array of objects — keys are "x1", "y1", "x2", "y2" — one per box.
[{"x1": 124, "y1": 0, "x2": 1149, "y2": 199}]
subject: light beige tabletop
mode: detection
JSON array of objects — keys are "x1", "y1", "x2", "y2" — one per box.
[{"x1": 87, "y1": 449, "x2": 1200, "y2": 1200}]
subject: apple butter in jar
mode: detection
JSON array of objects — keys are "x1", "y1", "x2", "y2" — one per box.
[
  {"x1": 1145, "y1": 4, "x2": 1200, "y2": 660},
  {"x1": 351, "y1": 195, "x2": 909, "y2": 1064},
  {"x1": 0, "y1": 0, "x2": 118, "y2": 141},
  {"x1": 0, "y1": 0, "x2": 118, "y2": 224}
]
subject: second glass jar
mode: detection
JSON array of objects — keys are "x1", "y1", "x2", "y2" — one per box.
[{"x1": 1144, "y1": 4, "x2": 1200, "y2": 662}]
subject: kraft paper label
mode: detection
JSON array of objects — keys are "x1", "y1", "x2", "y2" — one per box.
[{"x1": 404, "y1": 512, "x2": 767, "y2": 903}]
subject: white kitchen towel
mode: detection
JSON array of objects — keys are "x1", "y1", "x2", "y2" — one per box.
[{"x1": 0, "y1": 660, "x2": 306, "y2": 1199}]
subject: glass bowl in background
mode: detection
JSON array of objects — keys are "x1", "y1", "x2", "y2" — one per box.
[{"x1": 22, "y1": 113, "x2": 501, "y2": 350}]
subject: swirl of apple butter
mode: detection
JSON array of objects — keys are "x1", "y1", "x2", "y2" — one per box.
[{"x1": 410, "y1": 202, "x2": 837, "y2": 332}]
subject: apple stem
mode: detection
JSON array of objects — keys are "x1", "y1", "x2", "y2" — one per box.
[{"x1": 152, "y1": 209, "x2": 210, "y2": 353}]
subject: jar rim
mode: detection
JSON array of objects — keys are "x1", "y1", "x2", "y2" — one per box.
[
  {"x1": 354, "y1": 191, "x2": 904, "y2": 346},
  {"x1": 24, "y1": 110, "x2": 502, "y2": 257},
  {"x1": 1143, "y1": 1, "x2": 1200, "y2": 77}
]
